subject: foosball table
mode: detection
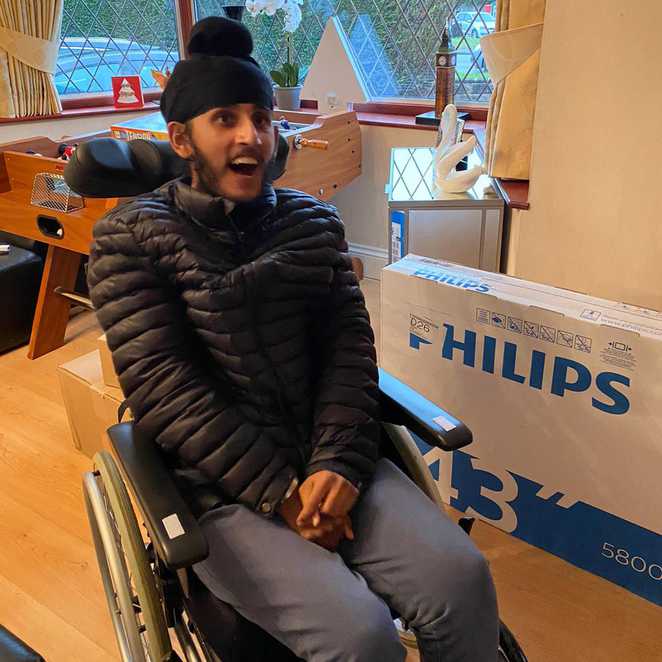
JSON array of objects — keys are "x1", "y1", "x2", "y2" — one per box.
[{"x1": 0, "y1": 109, "x2": 361, "y2": 358}]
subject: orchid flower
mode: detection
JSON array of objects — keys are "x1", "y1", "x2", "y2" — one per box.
[{"x1": 246, "y1": 0, "x2": 303, "y2": 32}]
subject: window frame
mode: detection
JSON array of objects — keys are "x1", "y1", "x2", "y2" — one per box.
[
  {"x1": 56, "y1": 0, "x2": 193, "y2": 110},
  {"x1": 199, "y1": 1, "x2": 494, "y2": 105},
  {"x1": 54, "y1": 0, "x2": 490, "y2": 115}
]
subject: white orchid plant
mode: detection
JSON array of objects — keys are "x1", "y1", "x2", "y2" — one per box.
[{"x1": 246, "y1": 0, "x2": 304, "y2": 87}]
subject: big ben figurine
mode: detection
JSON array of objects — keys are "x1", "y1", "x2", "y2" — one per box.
[
  {"x1": 416, "y1": 25, "x2": 467, "y2": 126},
  {"x1": 434, "y1": 28, "x2": 456, "y2": 117}
]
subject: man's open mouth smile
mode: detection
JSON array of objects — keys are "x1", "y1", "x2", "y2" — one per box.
[{"x1": 229, "y1": 156, "x2": 260, "y2": 177}]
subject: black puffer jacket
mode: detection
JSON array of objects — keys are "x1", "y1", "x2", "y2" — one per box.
[{"x1": 88, "y1": 179, "x2": 380, "y2": 518}]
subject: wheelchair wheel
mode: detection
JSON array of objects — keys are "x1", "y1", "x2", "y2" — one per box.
[
  {"x1": 397, "y1": 618, "x2": 526, "y2": 661},
  {"x1": 397, "y1": 617, "x2": 526, "y2": 660},
  {"x1": 83, "y1": 450, "x2": 172, "y2": 662},
  {"x1": 498, "y1": 619, "x2": 528, "y2": 662}
]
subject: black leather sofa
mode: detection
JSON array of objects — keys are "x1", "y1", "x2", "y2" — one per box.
[{"x1": 0, "y1": 231, "x2": 44, "y2": 355}]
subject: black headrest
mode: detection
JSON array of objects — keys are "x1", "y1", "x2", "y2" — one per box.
[{"x1": 64, "y1": 133, "x2": 290, "y2": 198}]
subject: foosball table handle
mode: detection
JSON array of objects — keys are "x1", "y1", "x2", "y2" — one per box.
[{"x1": 293, "y1": 136, "x2": 329, "y2": 151}]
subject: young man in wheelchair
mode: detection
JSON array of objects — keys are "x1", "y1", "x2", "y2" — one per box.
[{"x1": 87, "y1": 17, "x2": 498, "y2": 662}]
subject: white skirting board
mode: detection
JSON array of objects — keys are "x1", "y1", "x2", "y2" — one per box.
[{"x1": 348, "y1": 243, "x2": 388, "y2": 280}]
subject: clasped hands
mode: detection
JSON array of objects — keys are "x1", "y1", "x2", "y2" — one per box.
[{"x1": 278, "y1": 470, "x2": 359, "y2": 551}]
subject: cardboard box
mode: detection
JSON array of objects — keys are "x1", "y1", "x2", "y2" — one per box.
[
  {"x1": 381, "y1": 255, "x2": 662, "y2": 606},
  {"x1": 110, "y1": 111, "x2": 168, "y2": 141},
  {"x1": 58, "y1": 350, "x2": 130, "y2": 458},
  {"x1": 97, "y1": 334, "x2": 121, "y2": 389}
]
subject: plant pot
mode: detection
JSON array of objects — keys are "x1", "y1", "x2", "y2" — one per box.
[{"x1": 274, "y1": 85, "x2": 302, "y2": 111}]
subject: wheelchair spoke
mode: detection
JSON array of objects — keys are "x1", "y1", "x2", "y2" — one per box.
[
  {"x1": 498, "y1": 620, "x2": 528, "y2": 662},
  {"x1": 85, "y1": 453, "x2": 173, "y2": 662},
  {"x1": 176, "y1": 607, "x2": 208, "y2": 662},
  {"x1": 84, "y1": 473, "x2": 146, "y2": 661}
]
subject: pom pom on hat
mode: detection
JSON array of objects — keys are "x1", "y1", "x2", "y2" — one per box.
[{"x1": 187, "y1": 16, "x2": 254, "y2": 59}]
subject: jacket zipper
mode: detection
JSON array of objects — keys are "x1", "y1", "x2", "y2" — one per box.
[{"x1": 229, "y1": 217, "x2": 307, "y2": 467}]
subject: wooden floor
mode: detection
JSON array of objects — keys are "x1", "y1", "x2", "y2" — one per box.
[{"x1": 0, "y1": 279, "x2": 659, "y2": 662}]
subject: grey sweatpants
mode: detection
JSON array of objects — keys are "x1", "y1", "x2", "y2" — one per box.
[{"x1": 194, "y1": 459, "x2": 498, "y2": 662}]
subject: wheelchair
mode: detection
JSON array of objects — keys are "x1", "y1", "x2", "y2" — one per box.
[
  {"x1": 83, "y1": 372, "x2": 526, "y2": 662},
  {"x1": 68, "y1": 135, "x2": 527, "y2": 662}
]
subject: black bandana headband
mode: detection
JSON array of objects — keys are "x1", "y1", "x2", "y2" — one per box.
[{"x1": 160, "y1": 16, "x2": 274, "y2": 124}]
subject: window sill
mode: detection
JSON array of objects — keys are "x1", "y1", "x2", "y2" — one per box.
[
  {"x1": 0, "y1": 100, "x2": 161, "y2": 125},
  {"x1": 491, "y1": 179, "x2": 529, "y2": 211}
]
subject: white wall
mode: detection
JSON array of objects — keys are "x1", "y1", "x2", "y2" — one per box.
[
  {"x1": 0, "y1": 110, "x2": 152, "y2": 144},
  {"x1": 332, "y1": 124, "x2": 435, "y2": 278},
  {"x1": 509, "y1": 1, "x2": 662, "y2": 309}
]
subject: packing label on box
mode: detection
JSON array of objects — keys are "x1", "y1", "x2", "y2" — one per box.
[{"x1": 381, "y1": 255, "x2": 662, "y2": 605}]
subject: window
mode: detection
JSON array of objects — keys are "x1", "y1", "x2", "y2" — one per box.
[
  {"x1": 56, "y1": 0, "x2": 180, "y2": 96},
  {"x1": 56, "y1": 0, "x2": 493, "y2": 104},
  {"x1": 195, "y1": 0, "x2": 494, "y2": 104}
]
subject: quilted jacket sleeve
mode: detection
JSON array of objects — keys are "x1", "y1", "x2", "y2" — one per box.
[
  {"x1": 88, "y1": 212, "x2": 297, "y2": 517},
  {"x1": 306, "y1": 227, "x2": 380, "y2": 489}
]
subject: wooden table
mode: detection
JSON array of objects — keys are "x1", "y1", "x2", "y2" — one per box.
[{"x1": 0, "y1": 110, "x2": 362, "y2": 359}]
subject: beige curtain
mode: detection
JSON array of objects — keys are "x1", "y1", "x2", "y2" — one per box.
[
  {"x1": 481, "y1": 0, "x2": 546, "y2": 180},
  {"x1": 0, "y1": 0, "x2": 63, "y2": 118}
]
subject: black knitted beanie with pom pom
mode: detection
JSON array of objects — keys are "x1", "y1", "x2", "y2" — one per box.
[{"x1": 160, "y1": 16, "x2": 273, "y2": 123}]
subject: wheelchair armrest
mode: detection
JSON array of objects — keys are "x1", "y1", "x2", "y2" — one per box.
[
  {"x1": 107, "y1": 422, "x2": 209, "y2": 569},
  {"x1": 378, "y1": 369, "x2": 472, "y2": 451}
]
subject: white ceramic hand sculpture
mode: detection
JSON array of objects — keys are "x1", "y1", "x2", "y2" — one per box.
[{"x1": 434, "y1": 104, "x2": 483, "y2": 194}]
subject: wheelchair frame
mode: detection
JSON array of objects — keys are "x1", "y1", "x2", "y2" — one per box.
[{"x1": 83, "y1": 374, "x2": 527, "y2": 662}]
